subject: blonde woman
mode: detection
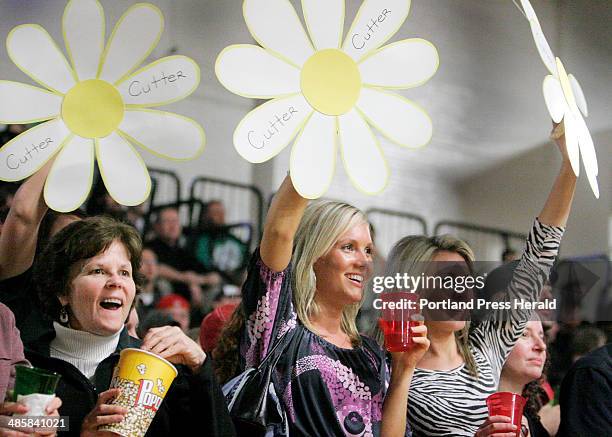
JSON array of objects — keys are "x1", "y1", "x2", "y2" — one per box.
[
  {"x1": 237, "y1": 176, "x2": 429, "y2": 436},
  {"x1": 386, "y1": 123, "x2": 576, "y2": 437}
]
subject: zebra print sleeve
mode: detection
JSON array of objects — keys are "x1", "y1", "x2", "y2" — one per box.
[{"x1": 470, "y1": 219, "x2": 564, "y2": 380}]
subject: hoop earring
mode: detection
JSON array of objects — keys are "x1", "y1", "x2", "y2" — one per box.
[{"x1": 59, "y1": 306, "x2": 69, "y2": 324}]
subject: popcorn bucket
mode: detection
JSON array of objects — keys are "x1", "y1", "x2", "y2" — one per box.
[{"x1": 99, "y1": 348, "x2": 178, "y2": 437}]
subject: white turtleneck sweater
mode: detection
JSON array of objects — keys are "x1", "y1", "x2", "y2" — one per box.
[{"x1": 50, "y1": 322, "x2": 121, "y2": 380}]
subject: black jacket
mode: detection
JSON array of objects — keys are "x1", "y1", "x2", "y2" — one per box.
[
  {"x1": 25, "y1": 327, "x2": 236, "y2": 437},
  {"x1": 557, "y1": 343, "x2": 612, "y2": 437}
]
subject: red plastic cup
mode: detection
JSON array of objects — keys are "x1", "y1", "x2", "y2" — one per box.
[
  {"x1": 378, "y1": 292, "x2": 421, "y2": 352},
  {"x1": 486, "y1": 392, "x2": 526, "y2": 436}
]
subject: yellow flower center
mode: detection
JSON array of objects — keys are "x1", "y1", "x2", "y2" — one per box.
[
  {"x1": 301, "y1": 49, "x2": 361, "y2": 116},
  {"x1": 555, "y1": 58, "x2": 578, "y2": 114},
  {"x1": 62, "y1": 79, "x2": 124, "y2": 138}
]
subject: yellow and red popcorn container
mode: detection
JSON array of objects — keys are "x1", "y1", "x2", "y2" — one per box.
[{"x1": 99, "y1": 348, "x2": 178, "y2": 437}]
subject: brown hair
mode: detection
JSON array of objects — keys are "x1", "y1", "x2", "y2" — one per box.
[
  {"x1": 34, "y1": 216, "x2": 144, "y2": 321},
  {"x1": 212, "y1": 304, "x2": 246, "y2": 384}
]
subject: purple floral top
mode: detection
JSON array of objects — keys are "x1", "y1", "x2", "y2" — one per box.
[{"x1": 240, "y1": 250, "x2": 387, "y2": 437}]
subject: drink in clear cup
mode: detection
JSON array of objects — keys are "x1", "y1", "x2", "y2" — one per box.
[
  {"x1": 13, "y1": 365, "x2": 60, "y2": 416},
  {"x1": 486, "y1": 392, "x2": 526, "y2": 437},
  {"x1": 378, "y1": 292, "x2": 421, "y2": 352},
  {"x1": 99, "y1": 348, "x2": 178, "y2": 437}
]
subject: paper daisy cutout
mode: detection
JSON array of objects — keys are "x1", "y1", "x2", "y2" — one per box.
[
  {"x1": 519, "y1": 0, "x2": 599, "y2": 198},
  {"x1": 0, "y1": 0, "x2": 204, "y2": 211},
  {"x1": 216, "y1": 0, "x2": 438, "y2": 198}
]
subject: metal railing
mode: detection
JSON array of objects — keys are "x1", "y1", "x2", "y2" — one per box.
[
  {"x1": 433, "y1": 221, "x2": 527, "y2": 261},
  {"x1": 366, "y1": 208, "x2": 428, "y2": 257},
  {"x1": 189, "y1": 177, "x2": 264, "y2": 246}
]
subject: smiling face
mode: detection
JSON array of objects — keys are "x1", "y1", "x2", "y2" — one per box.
[
  {"x1": 503, "y1": 320, "x2": 547, "y2": 384},
  {"x1": 313, "y1": 222, "x2": 373, "y2": 309},
  {"x1": 60, "y1": 240, "x2": 136, "y2": 336}
]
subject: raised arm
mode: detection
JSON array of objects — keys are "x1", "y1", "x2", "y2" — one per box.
[
  {"x1": 260, "y1": 175, "x2": 308, "y2": 272},
  {"x1": 538, "y1": 121, "x2": 577, "y2": 227},
  {"x1": 471, "y1": 121, "x2": 576, "y2": 372},
  {"x1": 0, "y1": 160, "x2": 53, "y2": 280}
]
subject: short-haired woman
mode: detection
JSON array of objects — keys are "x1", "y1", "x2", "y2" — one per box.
[{"x1": 13, "y1": 216, "x2": 234, "y2": 436}]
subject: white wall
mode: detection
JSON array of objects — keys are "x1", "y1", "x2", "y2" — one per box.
[
  {"x1": 459, "y1": 129, "x2": 611, "y2": 257},
  {"x1": 0, "y1": 0, "x2": 608, "y2": 247}
]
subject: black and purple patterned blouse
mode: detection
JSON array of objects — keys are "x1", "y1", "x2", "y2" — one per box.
[{"x1": 240, "y1": 249, "x2": 388, "y2": 437}]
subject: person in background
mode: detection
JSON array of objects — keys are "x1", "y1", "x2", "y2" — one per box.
[
  {"x1": 137, "y1": 310, "x2": 182, "y2": 339},
  {"x1": 156, "y1": 294, "x2": 191, "y2": 333},
  {"x1": 570, "y1": 324, "x2": 607, "y2": 363},
  {"x1": 201, "y1": 200, "x2": 226, "y2": 228},
  {"x1": 136, "y1": 247, "x2": 171, "y2": 321},
  {"x1": 477, "y1": 317, "x2": 559, "y2": 437},
  {"x1": 0, "y1": 302, "x2": 61, "y2": 437},
  {"x1": 147, "y1": 207, "x2": 221, "y2": 308},
  {"x1": 191, "y1": 200, "x2": 249, "y2": 286},
  {"x1": 557, "y1": 342, "x2": 611, "y2": 437},
  {"x1": 199, "y1": 302, "x2": 239, "y2": 354}
]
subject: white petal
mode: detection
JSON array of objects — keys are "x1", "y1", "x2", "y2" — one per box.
[
  {"x1": 520, "y1": 0, "x2": 538, "y2": 21},
  {"x1": 338, "y1": 109, "x2": 388, "y2": 194},
  {"x1": 7, "y1": 24, "x2": 76, "y2": 94},
  {"x1": 44, "y1": 136, "x2": 94, "y2": 212},
  {"x1": 359, "y1": 38, "x2": 438, "y2": 89},
  {"x1": 520, "y1": 0, "x2": 556, "y2": 74},
  {"x1": 357, "y1": 88, "x2": 432, "y2": 148},
  {"x1": 63, "y1": 0, "x2": 105, "y2": 80},
  {"x1": 234, "y1": 94, "x2": 312, "y2": 163},
  {"x1": 243, "y1": 0, "x2": 314, "y2": 67},
  {"x1": 343, "y1": 0, "x2": 412, "y2": 61},
  {"x1": 529, "y1": 21, "x2": 557, "y2": 75},
  {"x1": 119, "y1": 110, "x2": 205, "y2": 160},
  {"x1": 568, "y1": 74, "x2": 588, "y2": 117},
  {"x1": 575, "y1": 114, "x2": 599, "y2": 199},
  {"x1": 301, "y1": 0, "x2": 344, "y2": 50},
  {"x1": 290, "y1": 113, "x2": 336, "y2": 199},
  {"x1": 542, "y1": 75, "x2": 566, "y2": 123},
  {"x1": 99, "y1": 4, "x2": 164, "y2": 84},
  {"x1": 0, "y1": 119, "x2": 70, "y2": 182},
  {"x1": 563, "y1": 112, "x2": 580, "y2": 178},
  {"x1": 215, "y1": 45, "x2": 300, "y2": 99},
  {"x1": 0, "y1": 81, "x2": 61, "y2": 123},
  {"x1": 96, "y1": 132, "x2": 151, "y2": 206},
  {"x1": 117, "y1": 56, "x2": 200, "y2": 106}
]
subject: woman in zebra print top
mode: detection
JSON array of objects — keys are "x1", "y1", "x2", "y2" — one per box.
[{"x1": 385, "y1": 122, "x2": 576, "y2": 436}]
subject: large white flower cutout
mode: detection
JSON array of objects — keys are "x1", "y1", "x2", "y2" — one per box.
[
  {"x1": 519, "y1": 0, "x2": 599, "y2": 198},
  {"x1": 216, "y1": 0, "x2": 438, "y2": 198},
  {"x1": 0, "y1": 0, "x2": 204, "y2": 212}
]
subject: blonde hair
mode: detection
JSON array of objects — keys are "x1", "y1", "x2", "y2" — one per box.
[
  {"x1": 385, "y1": 234, "x2": 479, "y2": 376},
  {"x1": 292, "y1": 201, "x2": 368, "y2": 346}
]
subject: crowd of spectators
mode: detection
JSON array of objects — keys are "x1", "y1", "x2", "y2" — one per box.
[{"x1": 0, "y1": 123, "x2": 609, "y2": 436}]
